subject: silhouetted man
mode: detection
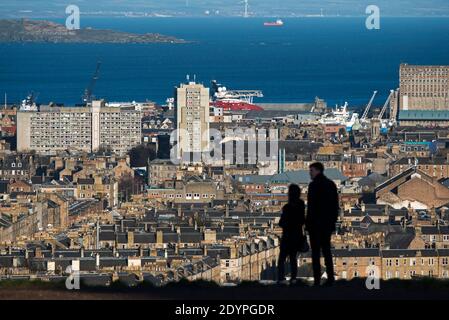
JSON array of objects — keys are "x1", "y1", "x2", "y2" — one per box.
[{"x1": 306, "y1": 162, "x2": 339, "y2": 286}]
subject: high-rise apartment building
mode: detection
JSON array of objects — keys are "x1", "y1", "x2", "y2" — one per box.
[
  {"x1": 175, "y1": 82, "x2": 210, "y2": 160},
  {"x1": 17, "y1": 100, "x2": 141, "y2": 155}
]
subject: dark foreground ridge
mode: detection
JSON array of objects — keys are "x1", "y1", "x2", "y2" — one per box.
[
  {"x1": 0, "y1": 19, "x2": 189, "y2": 43},
  {"x1": 1, "y1": 278, "x2": 449, "y2": 300}
]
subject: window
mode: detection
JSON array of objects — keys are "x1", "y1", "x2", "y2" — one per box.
[{"x1": 442, "y1": 257, "x2": 449, "y2": 266}]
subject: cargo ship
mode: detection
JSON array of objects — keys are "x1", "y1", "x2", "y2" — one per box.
[{"x1": 264, "y1": 19, "x2": 284, "y2": 27}]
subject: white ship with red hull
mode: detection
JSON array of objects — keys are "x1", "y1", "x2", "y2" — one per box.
[{"x1": 211, "y1": 80, "x2": 264, "y2": 111}]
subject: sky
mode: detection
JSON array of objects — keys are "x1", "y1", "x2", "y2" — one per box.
[{"x1": 0, "y1": 0, "x2": 449, "y2": 18}]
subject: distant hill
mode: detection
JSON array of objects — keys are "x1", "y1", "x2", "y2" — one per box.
[
  {"x1": 0, "y1": 19, "x2": 188, "y2": 43},
  {"x1": 0, "y1": 0, "x2": 449, "y2": 18}
]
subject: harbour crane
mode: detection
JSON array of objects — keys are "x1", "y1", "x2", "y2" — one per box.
[
  {"x1": 361, "y1": 90, "x2": 378, "y2": 121},
  {"x1": 82, "y1": 61, "x2": 102, "y2": 105},
  {"x1": 377, "y1": 90, "x2": 395, "y2": 120},
  {"x1": 20, "y1": 92, "x2": 39, "y2": 111}
]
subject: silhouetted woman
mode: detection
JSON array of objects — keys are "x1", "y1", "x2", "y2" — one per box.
[{"x1": 278, "y1": 184, "x2": 305, "y2": 283}]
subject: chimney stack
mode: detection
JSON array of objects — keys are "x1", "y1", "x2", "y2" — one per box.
[
  {"x1": 96, "y1": 253, "x2": 100, "y2": 270},
  {"x1": 139, "y1": 245, "x2": 144, "y2": 257},
  {"x1": 127, "y1": 231, "x2": 134, "y2": 246},
  {"x1": 35, "y1": 247, "x2": 42, "y2": 258},
  {"x1": 156, "y1": 230, "x2": 163, "y2": 244}
]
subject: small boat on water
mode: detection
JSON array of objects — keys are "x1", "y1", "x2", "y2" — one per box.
[{"x1": 264, "y1": 19, "x2": 284, "y2": 27}]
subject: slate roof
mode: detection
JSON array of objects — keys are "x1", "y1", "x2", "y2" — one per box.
[
  {"x1": 332, "y1": 248, "x2": 381, "y2": 257},
  {"x1": 381, "y1": 249, "x2": 438, "y2": 257},
  {"x1": 234, "y1": 169, "x2": 347, "y2": 185},
  {"x1": 385, "y1": 231, "x2": 416, "y2": 249}
]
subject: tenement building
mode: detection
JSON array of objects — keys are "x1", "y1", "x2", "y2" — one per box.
[{"x1": 16, "y1": 100, "x2": 141, "y2": 155}]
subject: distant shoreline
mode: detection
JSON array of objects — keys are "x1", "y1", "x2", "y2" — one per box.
[
  {"x1": 0, "y1": 19, "x2": 189, "y2": 44},
  {"x1": 2, "y1": 15, "x2": 449, "y2": 20}
]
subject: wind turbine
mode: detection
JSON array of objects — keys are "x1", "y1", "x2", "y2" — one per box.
[{"x1": 243, "y1": 0, "x2": 249, "y2": 18}]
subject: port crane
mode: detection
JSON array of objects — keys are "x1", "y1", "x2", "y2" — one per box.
[
  {"x1": 360, "y1": 90, "x2": 378, "y2": 122},
  {"x1": 377, "y1": 90, "x2": 394, "y2": 120},
  {"x1": 82, "y1": 61, "x2": 102, "y2": 104},
  {"x1": 20, "y1": 92, "x2": 39, "y2": 111}
]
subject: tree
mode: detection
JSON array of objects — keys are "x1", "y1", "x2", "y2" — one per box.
[
  {"x1": 128, "y1": 144, "x2": 157, "y2": 167},
  {"x1": 118, "y1": 173, "x2": 134, "y2": 202},
  {"x1": 118, "y1": 173, "x2": 145, "y2": 202}
]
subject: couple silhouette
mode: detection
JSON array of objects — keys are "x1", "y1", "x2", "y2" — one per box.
[{"x1": 278, "y1": 162, "x2": 340, "y2": 286}]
